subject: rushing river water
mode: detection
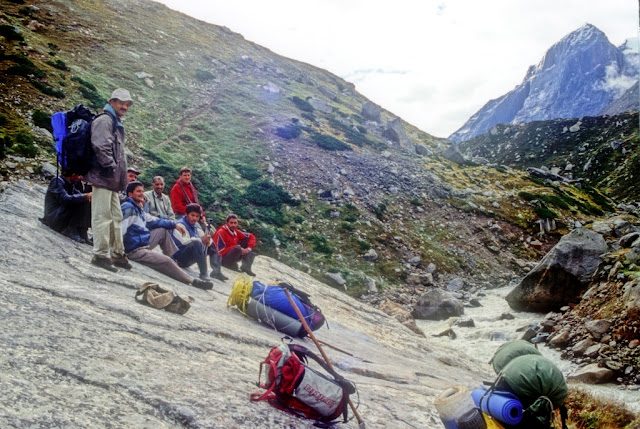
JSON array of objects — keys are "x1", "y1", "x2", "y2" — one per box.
[{"x1": 415, "y1": 285, "x2": 640, "y2": 415}]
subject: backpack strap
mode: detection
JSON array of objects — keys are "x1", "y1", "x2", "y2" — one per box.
[{"x1": 560, "y1": 404, "x2": 568, "y2": 429}]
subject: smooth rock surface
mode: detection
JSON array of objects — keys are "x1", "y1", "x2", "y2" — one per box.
[{"x1": 0, "y1": 180, "x2": 486, "y2": 428}]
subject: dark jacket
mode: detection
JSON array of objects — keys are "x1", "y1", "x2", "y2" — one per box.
[
  {"x1": 121, "y1": 197, "x2": 176, "y2": 254},
  {"x1": 43, "y1": 176, "x2": 88, "y2": 231},
  {"x1": 86, "y1": 105, "x2": 127, "y2": 192}
]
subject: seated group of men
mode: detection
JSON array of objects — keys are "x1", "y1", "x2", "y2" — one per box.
[{"x1": 42, "y1": 166, "x2": 257, "y2": 291}]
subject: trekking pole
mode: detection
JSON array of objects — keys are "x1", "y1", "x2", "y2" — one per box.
[
  {"x1": 317, "y1": 339, "x2": 374, "y2": 363},
  {"x1": 283, "y1": 289, "x2": 365, "y2": 428}
]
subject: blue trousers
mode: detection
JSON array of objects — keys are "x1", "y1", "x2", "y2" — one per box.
[{"x1": 173, "y1": 240, "x2": 207, "y2": 276}]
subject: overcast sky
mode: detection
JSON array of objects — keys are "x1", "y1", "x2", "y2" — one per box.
[{"x1": 155, "y1": 0, "x2": 638, "y2": 138}]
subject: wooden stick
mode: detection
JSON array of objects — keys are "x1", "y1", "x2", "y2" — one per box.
[
  {"x1": 283, "y1": 289, "x2": 365, "y2": 428},
  {"x1": 317, "y1": 339, "x2": 374, "y2": 363}
]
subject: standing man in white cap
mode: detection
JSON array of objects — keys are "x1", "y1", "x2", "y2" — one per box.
[{"x1": 86, "y1": 88, "x2": 134, "y2": 272}]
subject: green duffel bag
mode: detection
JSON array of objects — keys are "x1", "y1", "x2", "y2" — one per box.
[
  {"x1": 496, "y1": 354, "x2": 568, "y2": 429},
  {"x1": 490, "y1": 340, "x2": 542, "y2": 374}
]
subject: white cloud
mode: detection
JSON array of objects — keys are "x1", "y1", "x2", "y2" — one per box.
[{"x1": 155, "y1": 0, "x2": 638, "y2": 137}]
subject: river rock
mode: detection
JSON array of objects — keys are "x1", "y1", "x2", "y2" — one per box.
[
  {"x1": 586, "y1": 319, "x2": 612, "y2": 340},
  {"x1": 549, "y1": 329, "x2": 570, "y2": 346},
  {"x1": 506, "y1": 228, "x2": 608, "y2": 312},
  {"x1": 379, "y1": 300, "x2": 423, "y2": 336},
  {"x1": 568, "y1": 364, "x2": 614, "y2": 384},
  {"x1": 446, "y1": 278, "x2": 465, "y2": 292},
  {"x1": 411, "y1": 289, "x2": 464, "y2": 320},
  {"x1": 572, "y1": 338, "x2": 595, "y2": 356}
]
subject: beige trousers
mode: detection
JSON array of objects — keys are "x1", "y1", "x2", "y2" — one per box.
[{"x1": 91, "y1": 186, "x2": 124, "y2": 258}]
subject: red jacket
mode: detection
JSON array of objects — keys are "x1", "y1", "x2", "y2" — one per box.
[
  {"x1": 170, "y1": 180, "x2": 198, "y2": 216},
  {"x1": 213, "y1": 224, "x2": 257, "y2": 257}
]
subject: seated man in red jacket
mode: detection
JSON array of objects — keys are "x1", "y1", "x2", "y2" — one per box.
[
  {"x1": 170, "y1": 167, "x2": 199, "y2": 219},
  {"x1": 213, "y1": 214, "x2": 257, "y2": 276}
]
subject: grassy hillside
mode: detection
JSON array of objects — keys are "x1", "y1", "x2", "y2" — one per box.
[
  {"x1": 459, "y1": 112, "x2": 640, "y2": 202},
  {"x1": 0, "y1": 0, "x2": 618, "y2": 295}
]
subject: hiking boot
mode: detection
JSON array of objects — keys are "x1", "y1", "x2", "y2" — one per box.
[
  {"x1": 192, "y1": 278, "x2": 213, "y2": 290},
  {"x1": 61, "y1": 226, "x2": 84, "y2": 243},
  {"x1": 211, "y1": 271, "x2": 229, "y2": 281},
  {"x1": 241, "y1": 266, "x2": 256, "y2": 277},
  {"x1": 91, "y1": 255, "x2": 118, "y2": 273},
  {"x1": 78, "y1": 228, "x2": 93, "y2": 246},
  {"x1": 199, "y1": 273, "x2": 213, "y2": 282},
  {"x1": 112, "y1": 255, "x2": 133, "y2": 270},
  {"x1": 224, "y1": 264, "x2": 241, "y2": 273}
]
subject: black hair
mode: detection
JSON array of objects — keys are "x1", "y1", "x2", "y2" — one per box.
[
  {"x1": 126, "y1": 181, "x2": 144, "y2": 195},
  {"x1": 185, "y1": 203, "x2": 202, "y2": 215}
]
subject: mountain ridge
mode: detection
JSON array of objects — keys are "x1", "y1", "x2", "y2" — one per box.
[{"x1": 449, "y1": 24, "x2": 639, "y2": 142}]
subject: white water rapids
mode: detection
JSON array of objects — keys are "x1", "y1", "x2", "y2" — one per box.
[{"x1": 415, "y1": 285, "x2": 640, "y2": 415}]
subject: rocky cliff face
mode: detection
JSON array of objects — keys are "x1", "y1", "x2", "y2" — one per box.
[
  {"x1": 449, "y1": 24, "x2": 639, "y2": 142},
  {"x1": 0, "y1": 180, "x2": 487, "y2": 428}
]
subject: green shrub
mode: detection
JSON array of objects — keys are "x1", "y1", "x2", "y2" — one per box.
[
  {"x1": 301, "y1": 112, "x2": 317, "y2": 123},
  {"x1": 46, "y1": 59, "x2": 68, "y2": 71},
  {"x1": 0, "y1": 135, "x2": 12, "y2": 159},
  {"x1": 339, "y1": 222, "x2": 354, "y2": 232},
  {"x1": 0, "y1": 25, "x2": 24, "y2": 41},
  {"x1": 48, "y1": 42, "x2": 59, "y2": 51},
  {"x1": 31, "y1": 81, "x2": 65, "y2": 98},
  {"x1": 351, "y1": 114, "x2": 364, "y2": 124},
  {"x1": 583, "y1": 186, "x2": 615, "y2": 212},
  {"x1": 245, "y1": 180, "x2": 295, "y2": 207},
  {"x1": 32, "y1": 110, "x2": 52, "y2": 132},
  {"x1": 344, "y1": 214, "x2": 357, "y2": 223},
  {"x1": 328, "y1": 117, "x2": 370, "y2": 147},
  {"x1": 372, "y1": 203, "x2": 387, "y2": 220},
  {"x1": 71, "y1": 76, "x2": 97, "y2": 91},
  {"x1": 255, "y1": 207, "x2": 288, "y2": 227},
  {"x1": 195, "y1": 69, "x2": 215, "y2": 81},
  {"x1": 9, "y1": 132, "x2": 37, "y2": 157},
  {"x1": 293, "y1": 215, "x2": 305, "y2": 224},
  {"x1": 178, "y1": 133, "x2": 195, "y2": 142},
  {"x1": 309, "y1": 233, "x2": 332, "y2": 255},
  {"x1": 233, "y1": 163, "x2": 262, "y2": 181},
  {"x1": 410, "y1": 198, "x2": 423, "y2": 206},
  {"x1": 535, "y1": 206, "x2": 558, "y2": 219},
  {"x1": 5, "y1": 55, "x2": 45, "y2": 78},
  {"x1": 357, "y1": 239, "x2": 371, "y2": 252},
  {"x1": 275, "y1": 123, "x2": 302, "y2": 140},
  {"x1": 538, "y1": 194, "x2": 570, "y2": 210},
  {"x1": 78, "y1": 86, "x2": 106, "y2": 108},
  {"x1": 291, "y1": 96, "x2": 314, "y2": 112},
  {"x1": 0, "y1": 115, "x2": 7, "y2": 126},
  {"x1": 310, "y1": 132, "x2": 351, "y2": 151},
  {"x1": 518, "y1": 191, "x2": 537, "y2": 201}
]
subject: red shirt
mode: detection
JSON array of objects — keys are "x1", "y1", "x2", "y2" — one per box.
[
  {"x1": 213, "y1": 224, "x2": 257, "y2": 257},
  {"x1": 170, "y1": 180, "x2": 198, "y2": 216}
]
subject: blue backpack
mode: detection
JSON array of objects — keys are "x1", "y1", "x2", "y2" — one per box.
[{"x1": 51, "y1": 104, "x2": 115, "y2": 175}]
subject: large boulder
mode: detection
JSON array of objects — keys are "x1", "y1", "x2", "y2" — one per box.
[
  {"x1": 382, "y1": 118, "x2": 415, "y2": 153},
  {"x1": 440, "y1": 144, "x2": 466, "y2": 165},
  {"x1": 360, "y1": 101, "x2": 381, "y2": 123},
  {"x1": 506, "y1": 228, "x2": 607, "y2": 312},
  {"x1": 411, "y1": 289, "x2": 464, "y2": 320}
]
